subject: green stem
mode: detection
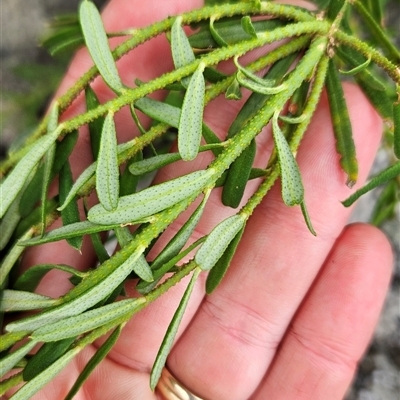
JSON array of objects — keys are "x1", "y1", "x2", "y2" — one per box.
[
  {"x1": 352, "y1": 0, "x2": 400, "y2": 63},
  {"x1": 334, "y1": 30, "x2": 400, "y2": 84}
]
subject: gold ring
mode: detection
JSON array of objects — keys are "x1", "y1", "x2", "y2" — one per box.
[{"x1": 156, "y1": 367, "x2": 204, "y2": 400}]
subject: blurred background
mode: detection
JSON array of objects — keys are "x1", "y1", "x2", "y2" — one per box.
[{"x1": 1, "y1": 1, "x2": 399, "y2": 398}]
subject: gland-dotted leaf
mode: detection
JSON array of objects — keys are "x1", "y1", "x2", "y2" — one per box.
[
  {"x1": 0, "y1": 123, "x2": 62, "y2": 219},
  {"x1": 209, "y1": 16, "x2": 228, "y2": 47},
  {"x1": 326, "y1": 59, "x2": 358, "y2": 187},
  {"x1": 23, "y1": 337, "x2": 75, "y2": 381},
  {"x1": 132, "y1": 254, "x2": 153, "y2": 282},
  {"x1": 88, "y1": 169, "x2": 212, "y2": 225},
  {"x1": 96, "y1": 112, "x2": 120, "y2": 211},
  {"x1": 64, "y1": 326, "x2": 122, "y2": 400},
  {"x1": 222, "y1": 140, "x2": 256, "y2": 208},
  {"x1": 85, "y1": 85, "x2": 104, "y2": 160},
  {"x1": 14, "y1": 264, "x2": 86, "y2": 292},
  {"x1": 195, "y1": 214, "x2": 245, "y2": 271},
  {"x1": 59, "y1": 160, "x2": 83, "y2": 250},
  {"x1": 135, "y1": 97, "x2": 180, "y2": 128},
  {"x1": 20, "y1": 221, "x2": 119, "y2": 247},
  {"x1": 342, "y1": 162, "x2": 400, "y2": 207},
  {"x1": 0, "y1": 191, "x2": 22, "y2": 251},
  {"x1": 10, "y1": 347, "x2": 80, "y2": 400},
  {"x1": 0, "y1": 290, "x2": 56, "y2": 312},
  {"x1": 31, "y1": 298, "x2": 145, "y2": 342},
  {"x1": 0, "y1": 340, "x2": 38, "y2": 377},
  {"x1": 225, "y1": 78, "x2": 242, "y2": 100},
  {"x1": 79, "y1": 0, "x2": 123, "y2": 92},
  {"x1": 236, "y1": 70, "x2": 286, "y2": 95},
  {"x1": 393, "y1": 99, "x2": 400, "y2": 159},
  {"x1": 150, "y1": 268, "x2": 200, "y2": 390},
  {"x1": 300, "y1": 201, "x2": 316, "y2": 236},
  {"x1": 272, "y1": 111, "x2": 304, "y2": 206},
  {"x1": 171, "y1": 16, "x2": 195, "y2": 87},
  {"x1": 178, "y1": 64, "x2": 206, "y2": 161},
  {"x1": 5, "y1": 246, "x2": 147, "y2": 333},
  {"x1": 205, "y1": 225, "x2": 244, "y2": 294}
]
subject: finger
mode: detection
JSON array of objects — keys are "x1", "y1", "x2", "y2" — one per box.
[
  {"x1": 252, "y1": 223, "x2": 393, "y2": 400},
  {"x1": 166, "y1": 84, "x2": 384, "y2": 400}
]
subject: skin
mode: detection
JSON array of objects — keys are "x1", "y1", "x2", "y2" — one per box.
[{"x1": 8, "y1": 0, "x2": 393, "y2": 399}]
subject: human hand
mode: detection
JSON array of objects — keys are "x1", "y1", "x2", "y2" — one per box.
[{"x1": 12, "y1": 0, "x2": 393, "y2": 399}]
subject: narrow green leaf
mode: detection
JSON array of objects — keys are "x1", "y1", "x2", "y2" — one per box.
[
  {"x1": 234, "y1": 56, "x2": 276, "y2": 87},
  {"x1": 10, "y1": 347, "x2": 80, "y2": 400},
  {"x1": 178, "y1": 64, "x2": 206, "y2": 161},
  {"x1": 195, "y1": 215, "x2": 245, "y2": 271},
  {"x1": 0, "y1": 340, "x2": 37, "y2": 377},
  {"x1": 150, "y1": 268, "x2": 200, "y2": 390},
  {"x1": 0, "y1": 230, "x2": 34, "y2": 289},
  {"x1": 222, "y1": 140, "x2": 256, "y2": 208},
  {"x1": 59, "y1": 160, "x2": 83, "y2": 250},
  {"x1": 14, "y1": 264, "x2": 85, "y2": 292},
  {"x1": 31, "y1": 298, "x2": 145, "y2": 342},
  {"x1": 394, "y1": 99, "x2": 400, "y2": 159},
  {"x1": 326, "y1": 58, "x2": 358, "y2": 187},
  {"x1": 0, "y1": 290, "x2": 56, "y2": 312},
  {"x1": 19, "y1": 130, "x2": 78, "y2": 218},
  {"x1": 0, "y1": 191, "x2": 22, "y2": 251},
  {"x1": 20, "y1": 221, "x2": 119, "y2": 247},
  {"x1": 339, "y1": 56, "x2": 371, "y2": 75},
  {"x1": 300, "y1": 201, "x2": 316, "y2": 236},
  {"x1": 272, "y1": 111, "x2": 304, "y2": 206},
  {"x1": 342, "y1": 162, "x2": 400, "y2": 207},
  {"x1": 206, "y1": 226, "x2": 244, "y2": 294},
  {"x1": 23, "y1": 338, "x2": 75, "y2": 381},
  {"x1": 371, "y1": 180, "x2": 397, "y2": 226},
  {"x1": 241, "y1": 16, "x2": 257, "y2": 38},
  {"x1": 278, "y1": 114, "x2": 307, "y2": 124},
  {"x1": 120, "y1": 150, "x2": 143, "y2": 196},
  {"x1": 171, "y1": 16, "x2": 195, "y2": 87},
  {"x1": 0, "y1": 371, "x2": 24, "y2": 396},
  {"x1": 188, "y1": 18, "x2": 283, "y2": 49},
  {"x1": 64, "y1": 326, "x2": 122, "y2": 400},
  {"x1": 79, "y1": 0, "x2": 123, "y2": 92},
  {"x1": 90, "y1": 232, "x2": 110, "y2": 263},
  {"x1": 88, "y1": 169, "x2": 212, "y2": 225},
  {"x1": 96, "y1": 112, "x2": 120, "y2": 211},
  {"x1": 0, "y1": 332, "x2": 29, "y2": 353},
  {"x1": 85, "y1": 85, "x2": 104, "y2": 159},
  {"x1": 132, "y1": 254, "x2": 153, "y2": 282},
  {"x1": 209, "y1": 16, "x2": 228, "y2": 47},
  {"x1": 0, "y1": 124, "x2": 62, "y2": 219},
  {"x1": 6, "y1": 246, "x2": 147, "y2": 333}
]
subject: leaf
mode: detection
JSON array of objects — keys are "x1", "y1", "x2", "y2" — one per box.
[
  {"x1": 342, "y1": 162, "x2": 400, "y2": 207},
  {"x1": 178, "y1": 64, "x2": 206, "y2": 161},
  {"x1": 0, "y1": 124, "x2": 62, "y2": 219},
  {"x1": 206, "y1": 225, "x2": 244, "y2": 294},
  {"x1": 300, "y1": 201, "x2": 316, "y2": 236},
  {"x1": 0, "y1": 290, "x2": 56, "y2": 312},
  {"x1": 88, "y1": 169, "x2": 212, "y2": 225},
  {"x1": 79, "y1": 0, "x2": 123, "y2": 92},
  {"x1": 19, "y1": 130, "x2": 78, "y2": 218},
  {"x1": 339, "y1": 56, "x2": 371, "y2": 75},
  {"x1": 394, "y1": 98, "x2": 400, "y2": 159},
  {"x1": 135, "y1": 97, "x2": 180, "y2": 128},
  {"x1": 171, "y1": 16, "x2": 196, "y2": 87},
  {"x1": 0, "y1": 191, "x2": 22, "y2": 251},
  {"x1": 59, "y1": 160, "x2": 83, "y2": 250},
  {"x1": 0, "y1": 340, "x2": 37, "y2": 377},
  {"x1": 326, "y1": 58, "x2": 358, "y2": 187},
  {"x1": 225, "y1": 78, "x2": 242, "y2": 100},
  {"x1": 119, "y1": 150, "x2": 143, "y2": 196},
  {"x1": 85, "y1": 85, "x2": 104, "y2": 160},
  {"x1": 20, "y1": 221, "x2": 119, "y2": 247},
  {"x1": 272, "y1": 111, "x2": 304, "y2": 206},
  {"x1": 10, "y1": 347, "x2": 80, "y2": 400},
  {"x1": 14, "y1": 264, "x2": 85, "y2": 292},
  {"x1": 222, "y1": 140, "x2": 256, "y2": 208},
  {"x1": 132, "y1": 254, "x2": 153, "y2": 282},
  {"x1": 31, "y1": 298, "x2": 145, "y2": 342},
  {"x1": 195, "y1": 214, "x2": 245, "y2": 271},
  {"x1": 6, "y1": 246, "x2": 147, "y2": 333},
  {"x1": 96, "y1": 112, "x2": 120, "y2": 211},
  {"x1": 23, "y1": 338, "x2": 75, "y2": 381},
  {"x1": 209, "y1": 16, "x2": 228, "y2": 47},
  {"x1": 150, "y1": 268, "x2": 200, "y2": 390},
  {"x1": 64, "y1": 326, "x2": 121, "y2": 400},
  {"x1": 241, "y1": 16, "x2": 257, "y2": 38}
]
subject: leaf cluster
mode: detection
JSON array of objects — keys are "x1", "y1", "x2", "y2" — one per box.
[{"x1": 0, "y1": 0, "x2": 399, "y2": 397}]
